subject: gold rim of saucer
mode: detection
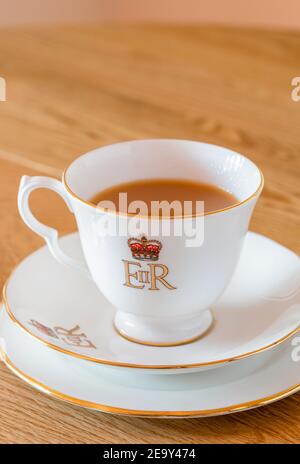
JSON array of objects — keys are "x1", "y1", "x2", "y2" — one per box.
[
  {"x1": 3, "y1": 275, "x2": 300, "y2": 371},
  {"x1": 1, "y1": 342, "x2": 300, "y2": 417}
]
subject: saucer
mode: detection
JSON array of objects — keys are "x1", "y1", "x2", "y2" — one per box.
[
  {"x1": 3, "y1": 232, "x2": 300, "y2": 374},
  {"x1": 1, "y1": 304, "x2": 300, "y2": 417}
]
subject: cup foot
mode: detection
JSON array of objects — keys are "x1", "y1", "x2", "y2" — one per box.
[{"x1": 113, "y1": 309, "x2": 213, "y2": 347}]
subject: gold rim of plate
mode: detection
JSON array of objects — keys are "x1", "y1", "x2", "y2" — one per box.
[
  {"x1": 0, "y1": 346, "x2": 300, "y2": 417},
  {"x1": 3, "y1": 278, "x2": 300, "y2": 370}
]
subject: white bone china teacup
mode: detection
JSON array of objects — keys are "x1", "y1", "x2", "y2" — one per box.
[{"x1": 18, "y1": 139, "x2": 263, "y2": 346}]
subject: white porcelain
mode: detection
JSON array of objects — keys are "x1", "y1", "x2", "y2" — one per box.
[
  {"x1": 1, "y1": 304, "x2": 300, "y2": 418},
  {"x1": 3, "y1": 232, "x2": 300, "y2": 374},
  {"x1": 18, "y1": 140, "x2": 263, "y2": 346}
]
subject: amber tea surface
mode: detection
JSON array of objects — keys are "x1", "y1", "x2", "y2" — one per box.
[{"x1": 90, "y1": 178, "x2": 238, "y2": 216}]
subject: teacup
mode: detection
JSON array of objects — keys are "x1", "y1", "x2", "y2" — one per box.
[{"x1": 18, "y1": 139, "x2": 263, "y2": 346}]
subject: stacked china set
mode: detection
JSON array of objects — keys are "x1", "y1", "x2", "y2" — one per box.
[{"x1": 1, "y1": 140, "x2": 299, "y2": 417}]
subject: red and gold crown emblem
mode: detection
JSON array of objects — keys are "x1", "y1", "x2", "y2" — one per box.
[{"x1": 128, "y1": 236, "x2": 162, "y2": 261}]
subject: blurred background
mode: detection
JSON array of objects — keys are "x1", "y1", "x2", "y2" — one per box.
[{"x1": 0, "y1": 0, "x2": 299, "y2": 29}]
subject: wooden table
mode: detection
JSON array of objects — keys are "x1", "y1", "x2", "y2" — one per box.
[{"x1": 0, "y1": 24, "x2": 299, "y2": 444}]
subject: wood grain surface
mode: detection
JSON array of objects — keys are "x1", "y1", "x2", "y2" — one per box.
[{"x1": 0, "y1": 24, "x2": 299, "y2": 444}]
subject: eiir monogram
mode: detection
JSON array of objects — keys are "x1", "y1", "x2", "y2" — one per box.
[
  {"x1": 28, "y1": 320, "x2": 96, "y2": 349},
  {"x1": 123, "y1": 260, "x2": 176, "y2": 290}
]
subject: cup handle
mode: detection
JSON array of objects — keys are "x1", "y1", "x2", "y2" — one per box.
[{"x1": 18, "y1": 175, "x2": 91, "y2": 279}]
